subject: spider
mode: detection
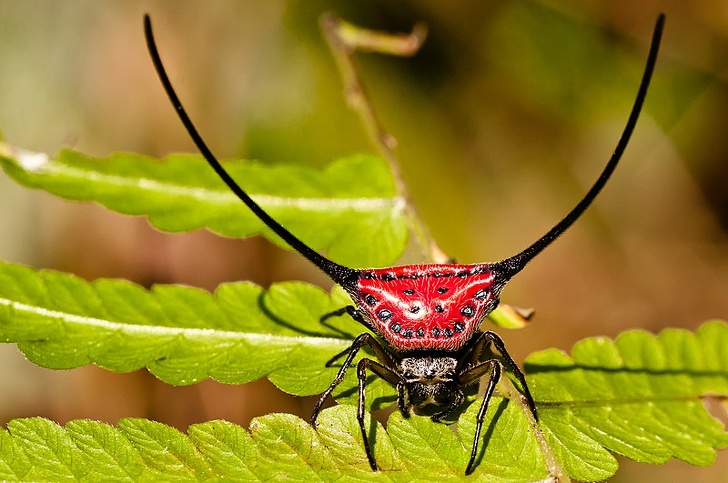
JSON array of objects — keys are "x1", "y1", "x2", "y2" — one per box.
[{"x1": 143, "y1": 13, "x2": 663, "y2": 474}]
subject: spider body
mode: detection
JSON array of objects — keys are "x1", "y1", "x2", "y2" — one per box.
[{"x1": 143, "y1": 13, "x2": 664, "y2": 475}]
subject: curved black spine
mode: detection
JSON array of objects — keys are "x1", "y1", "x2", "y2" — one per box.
[
  {"x1": 144, "y1": 15, "x2": 359, "y2": 289},
  {"x1": 492, "y1": 14, "x2": 664, "y2": 281}
]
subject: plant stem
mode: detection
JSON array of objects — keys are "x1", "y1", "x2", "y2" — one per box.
[{"x1": 320, "y1": 12, "x2": 449, "y2": 264}]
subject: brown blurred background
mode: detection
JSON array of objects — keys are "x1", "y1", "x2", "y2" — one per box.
[{"x1": 0, "y1": 0, "x2": 726, "y2": 480}]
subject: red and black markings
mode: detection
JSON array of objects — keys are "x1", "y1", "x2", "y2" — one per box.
[{"x1": 355, "y1": 264, "x2": 496, "y2": 351}]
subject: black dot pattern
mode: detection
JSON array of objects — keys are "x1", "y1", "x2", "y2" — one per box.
[
  {"x1": 378, "y1": 309, "x2": 392, "y2": 321},
  {"x1": 474, "y1": 289, "x2": 489, "y2": 300}
]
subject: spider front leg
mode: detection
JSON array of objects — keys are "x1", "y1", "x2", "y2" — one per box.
[
  {"x1": 480, "y1": 330, "x2": 537, "y2": 419},
  {"x1": 320, "y1": 305, "x2": 363, "y2": 323},
  {"x1": 319, "y1": 305, "x2": 369, "y2": 336},
  {"x1": 461, "y1": 331, "x2": 536, "y2": 419},
  {"x1": 458, "y1": 358, "x2": 501, "y2": 476},
  {"x1": 458, "y1": 330, "x2": 536, "y2": 475},
  {"x1": 396, "y1": 381, "x2": 409, "y2": 416},
  {"x1": 355, "y1": 357, "x2": 401, "y2": 471},
  {"x1": 311, "y1": 333, "x2": 375, "y2": 425},
  {"x1": 311, "y1": 333, "x2": 400, "y2": 472}
]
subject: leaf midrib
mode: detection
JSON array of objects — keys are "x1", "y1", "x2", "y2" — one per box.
[
  {"x1": 0, "y1": 296, "x2": 351, "y2": 347},
  {"x1": 37, "y1": 162, "x2": 404, "y2": 212}
]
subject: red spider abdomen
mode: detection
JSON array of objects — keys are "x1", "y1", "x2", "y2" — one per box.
[{"x1": 354, "y1": 264, "x2": 497, "y2": 352}]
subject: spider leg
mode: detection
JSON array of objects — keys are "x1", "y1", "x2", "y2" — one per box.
[
  {"x1": 311, "y1": 333, "x2": 399, "y2": 424},
  {"x1": 356, "y1": 358, "x2": 401, "y2": 471},
  {"x1": 457, "y1": 331, "x2": 536, "y2": 475},
  {"x1": 312, "y1": 333, "x2": 373, "y2": 424},
  {"x1": 396, "y1": 381, "x2": 409, "y2": 417},
  {"x1": 457, "y1": 335, "x2": 490, "y2": 370},
  {"x1": 480, "y1": 331, "x2": 537, "y2": 420},
  {"x1": 321, "y1": 330, "x2": 398, "y2": 368},
  {"x1": 320, "y1": 305, "x2": 368, "y2": 337},
  {"x1": 324, "y1": 343, "x2": 358, "y2": 368},
  {"x1": 320, "y1": 305, "x2": 362, "y2": 323},
  {"x1": 458, "y1": 359, "x2": 501, "y2": 476}
]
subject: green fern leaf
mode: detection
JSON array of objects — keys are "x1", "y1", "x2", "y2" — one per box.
[
  {"x1": 0, "y1": 145, "x2": 407, "y2": 267},
  {"x1": 526, "y1": 321, "x2": 728, "y2": 480},
  {"x1": 0, "y1": 260, "x2": 358, "y2": 394}
]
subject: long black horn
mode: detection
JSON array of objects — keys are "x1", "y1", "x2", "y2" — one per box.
[
  {"x1": 492, "y1": 14, "x2": 664, "y2": 282},
  {"x1": 144, "y1": 15, "x2": 359, "y2": 289}
]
